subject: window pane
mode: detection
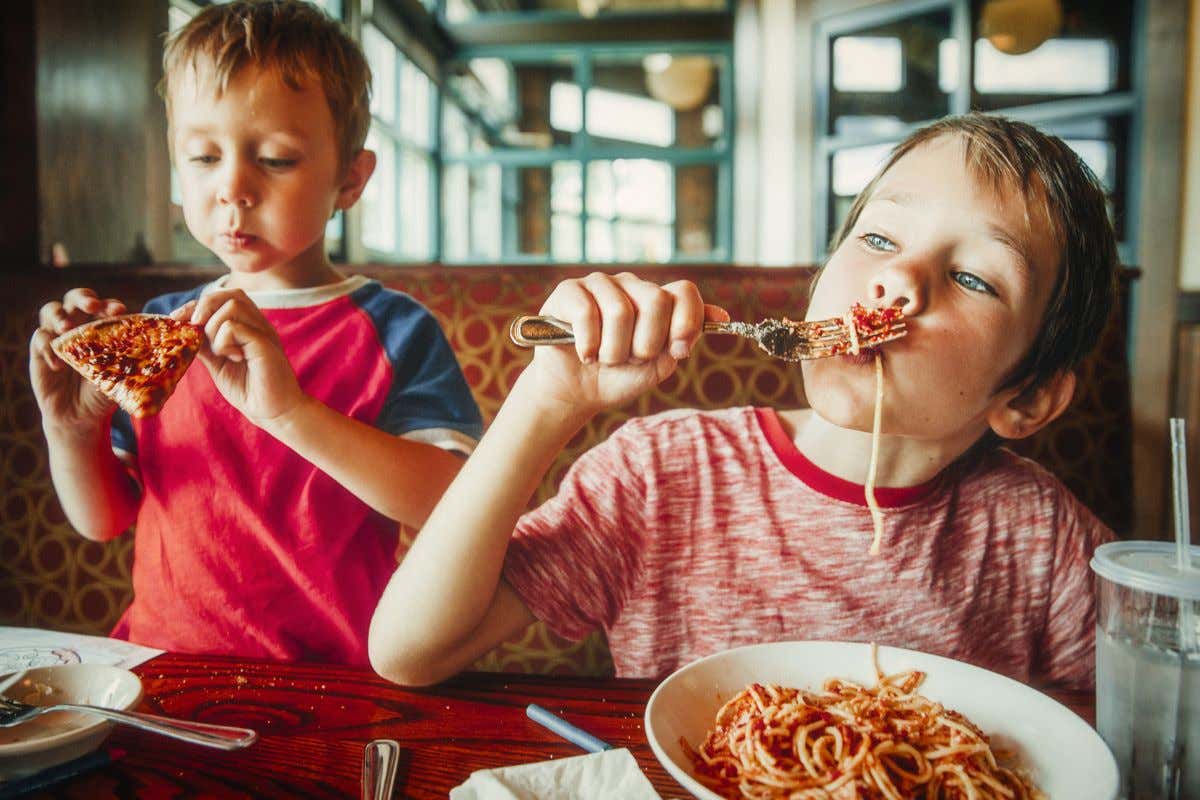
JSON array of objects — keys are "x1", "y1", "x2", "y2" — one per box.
[
  {"x1": 444, "y1": 57, "x2": 576, "y2": 150},
  {"x1": 828, "y1": 142, "x2": 897, "y2": 246},
  {"x1": 834, "y1": 37, "x2": 903, "y2": 92},
  {"x1": 1038, "y1": 115, "x2": 1129, "y2": 241},
  {"x1": 442, "y1": 163, "x2": 502, "y2": 262},
  {"x1": 586, "y1": 160, "x2": 672, "y2": 224},
  {"x1": 675, "y1": 164, "x2": 718, "y2": 256},
  {"x1": 513, "y1": 163, "x2": 580, "y2": 257},
  {"x1": 400, "y1": 57, "x2": 434, "y2": 148},
  {"x1": 399, "y1": 149, "x2": 431, "y2": 259},
  {"x1": 442, "y1": 102, "x2": 473, "y2": 155},
  {"x1": 829, "y1": 9, "x2": 952, "y2": 136},
  {"x1": 361, "y1": 129, "x2": 396, "y2": 253},
  {"x1": 587, "y1": 160, "x2": 675, "y2": 262},
  {"x1": 972, "y1": 0, "x2": 1132, "y2": 110},
  {"x1": 363, "y1": 25, "x2": 396, "y2": 125},
  {"x1": 444, "y1": 0, "x2": 725, "y2": 17},
  {"x1": 589, "y1": 53, "x2": 724, "y2": 148}
]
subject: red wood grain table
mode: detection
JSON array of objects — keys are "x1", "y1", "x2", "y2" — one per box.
[{"x1": 25, "y1": 652, "x2": 1096, "y2": 798}]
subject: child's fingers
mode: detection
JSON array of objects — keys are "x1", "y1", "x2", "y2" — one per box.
[
  {"x1": 582, "y1": 273, "x2": 636, "y2": 366},
  {"x1": 61, "y1": 288, "x2": 102, "y2": 316},
  {"x1": 615, "y1": 273, "x2": 674, "y2": 363},
  {"x1": 541, "y1": 278, "x2": 601, "y2": 364},
  {"x1": 209, "y1": 317, "x2": 253, "y2": 363},
  {"x1": 661, "y1": 280, "x2": 708, "y2": 359},
  {"x1": 170, "y1": 301, "x2": 196, "y2": 321},
  {"x1": 203, "y1": 298, "x2": 273, "y2": 358},
  {"x1": 29, "y1": 328, "x2": 64, "y2": 372}
]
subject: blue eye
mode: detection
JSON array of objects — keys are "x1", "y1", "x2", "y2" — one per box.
[
  {"x1": 952, "y1": 271, "x2": 997, "y2": 295},
  {"x1": 188, "y1": 155, "x2": 218, "y2": 165},
  {"x1": 860, "y1": 232, "x2": 897, "y2": 252},
  {"x1": 260, "y1": 158, "x2": 297, "y2": 169}
]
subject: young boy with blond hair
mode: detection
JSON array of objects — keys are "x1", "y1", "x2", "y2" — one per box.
[
  {"x1": 369, "y1": 113, "x2": 1118, "y2": 689},
  {"x1": 29, "y1": 0, "x2": 481, "y2": 663}
]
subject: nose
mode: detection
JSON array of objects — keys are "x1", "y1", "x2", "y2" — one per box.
[
  {"x1": 868, "y1": 257, "x2": 927, "y2": 317},
  {"x1": 216, "y1": 158, "x2": 257, "y2": 209}
]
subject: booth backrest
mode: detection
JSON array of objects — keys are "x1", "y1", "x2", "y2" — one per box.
[{"x1": 1, "y1": 264, "x2": 1136, "y2": 675}]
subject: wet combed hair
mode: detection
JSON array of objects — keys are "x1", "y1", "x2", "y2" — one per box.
[
  {"x1": 160, "y1": 0, "x2": 371, "y2": 170},
  {"x1": 827, "y1": 112, "x2": 1119, "y2": 396}
]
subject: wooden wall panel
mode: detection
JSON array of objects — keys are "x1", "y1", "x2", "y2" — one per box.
[{"x1": 35, "y1": 0, "x2": 166, "y2": 265}]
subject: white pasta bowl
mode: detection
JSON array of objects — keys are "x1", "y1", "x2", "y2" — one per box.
[
  {"x1": 644, "y1": 640, "x2": 1118, "y2": 800},
  {"x1": 0, "y1": 663, "x2": 143, "y2": 779}
]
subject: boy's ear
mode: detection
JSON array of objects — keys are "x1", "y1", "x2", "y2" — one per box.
[
  {"x1": 335, "y1": 149, "x2": 377, "y2": 211},
  {"x1": 987, "y1": 370, "x2": 1076, "y2": 441}
]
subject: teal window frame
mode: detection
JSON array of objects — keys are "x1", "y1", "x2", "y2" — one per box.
[{"x1": 440, "y1": 40, "x2": 735, "y2": 265}]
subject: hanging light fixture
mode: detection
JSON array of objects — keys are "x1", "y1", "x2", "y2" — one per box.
[
  {"x1": 642, "y1": 54, "x2": 715, "y2": 112},
  {"x1": 979, "y1": 0, "x2": 1064, "y2": 55}
]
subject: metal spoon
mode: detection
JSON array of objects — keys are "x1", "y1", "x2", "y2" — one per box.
[{"x1": 361, "y1": 738, "x2": 400, "y2": 800}]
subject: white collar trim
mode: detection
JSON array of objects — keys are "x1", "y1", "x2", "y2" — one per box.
[{"x1": 202, "y1": 274, "x2": 373, "y2": 309}]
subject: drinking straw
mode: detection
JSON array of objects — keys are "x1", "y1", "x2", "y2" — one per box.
[
  {"x1": 1171, "y1": 418, "x2": 1194, "y2": 571},
  {"x1": 1169, "y1": 418, "x2": 1196, "y2": 653},
  {"x1": 526, "y1": 704, "x2": 612, "y2": 753}
]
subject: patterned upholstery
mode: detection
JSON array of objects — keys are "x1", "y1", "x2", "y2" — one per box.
[{"x1": 1, "y1": 265, "x2": 1136, "y2": 676}]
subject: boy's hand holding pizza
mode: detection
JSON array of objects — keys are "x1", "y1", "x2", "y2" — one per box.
[
  {"x1": 172, "y1": 289, "x2": 305, "y2": 427},
  {"x1": 31, "y1": 288, "x2": 129, "y2": 431}
]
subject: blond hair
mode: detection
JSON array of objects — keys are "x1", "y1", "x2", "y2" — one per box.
[
  {"x1": 160, "y1": 0, "x2": 371, "y2": 170},
  {"x1": 828, "y1": 112, "x2": 1119, "y2": 395}
]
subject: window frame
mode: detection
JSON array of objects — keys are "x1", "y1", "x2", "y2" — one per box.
[
  {"x1": 439, "y1": 40, "x2": 735, "y2": 265},
  {"x1": 812, "y1": 0, "x2": 1143, "y2": 266}
]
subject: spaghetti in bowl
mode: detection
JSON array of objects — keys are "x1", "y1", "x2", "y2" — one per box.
[{"x1": 644, "y1": 641, "x2": 1117, "y2": 800}]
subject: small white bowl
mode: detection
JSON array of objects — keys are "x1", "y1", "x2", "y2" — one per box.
[
  {"x1": 0, "y1": 663, "x2": 143, "y2": 779},
  {"x1": 645, "y1": 640, "x2": 1119, "y2": 800}
]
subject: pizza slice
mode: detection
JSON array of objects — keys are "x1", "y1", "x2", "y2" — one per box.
[{"x1": 51, "y1": 313, "x2": 204, "y2": 418}]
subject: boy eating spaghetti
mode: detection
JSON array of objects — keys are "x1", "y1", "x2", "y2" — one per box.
[
  {"x1": 368, "y1": 114, "x2": 1117, "y2": 690},
  {"x1": 28, "y1": 0, "x2": 481, "y2": 663}
]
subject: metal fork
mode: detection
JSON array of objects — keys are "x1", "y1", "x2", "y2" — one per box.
[
  {"x1": 0, "y1": 694, "x2": 257, "y2": 750},
  {"x1": 508, "y1": 312, "x2": 906, "y2": 362}
]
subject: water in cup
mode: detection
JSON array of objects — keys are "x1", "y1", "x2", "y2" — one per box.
[
  {"x1": 1096, "y1": 629, "x2": 1199, "y2": 799},
  {"x1": 1093, "y1": 541, "x2": 1200, "y2": 800}
]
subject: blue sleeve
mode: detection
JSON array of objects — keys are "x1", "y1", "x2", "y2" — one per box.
[
  {"x1": 108, "y1": 286, "x2": 208, "y2": 456},
  {"x1": 351, "y1": 283, "x2": 483, "y2": 444}
]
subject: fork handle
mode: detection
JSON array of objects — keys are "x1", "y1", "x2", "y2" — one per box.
[
  {"x1": 57, "y1": 704, "x2": 257, "y2": 750},
  {"x1": 509, "y1": 315, "x2": 730, "y2": 347}
]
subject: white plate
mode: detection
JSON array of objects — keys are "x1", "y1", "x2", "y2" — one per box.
[
  {"x1": 644, "y1": 641, "x2": 1118, "y2": 800},
  {"x1": 0, "y1": 663, "x2": 143, "y2": 779}
]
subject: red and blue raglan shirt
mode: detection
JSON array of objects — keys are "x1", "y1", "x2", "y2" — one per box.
[{"x1": 108, "y1": 275, "x2": 482, "y2": 664}]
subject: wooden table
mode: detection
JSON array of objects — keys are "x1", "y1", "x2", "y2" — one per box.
[{"x1": 27, "y1": 653, "x2": 1096, "y2": 799}]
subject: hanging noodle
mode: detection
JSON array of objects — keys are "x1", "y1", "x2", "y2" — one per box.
[
  {"x1": 866, "y1": 352, "x2": 885, "y2": 555},
  {"x1": 682, "y1": 646, "x2": 1045, "y2": 800}
]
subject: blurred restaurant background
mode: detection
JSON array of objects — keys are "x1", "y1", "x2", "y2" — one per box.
[{"x1": 0, "y1": 0, "x2": 1197, "y2": 546}]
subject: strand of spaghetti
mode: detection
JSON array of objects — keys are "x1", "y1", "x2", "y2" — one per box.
[{"x1": 866, "y1": 351, "x2": 885, "y2": 554}]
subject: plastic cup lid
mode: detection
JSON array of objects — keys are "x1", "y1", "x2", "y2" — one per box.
[{"x1": 1090, "y1": 540, "x2": 1200, "y2": 600}]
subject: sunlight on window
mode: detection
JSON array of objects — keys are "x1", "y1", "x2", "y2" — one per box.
[
  {"x1": 833, "y1": 37, "x2": 903, "y2": 93},
  {"x1": 941, "y1": 38, "x2": 1117, "y2": 94},
  {"x1": 831, "y1": 143, "x2": 895, "y2": 197},
  {"x1": 363, "y1": 25, "x2": 396, "y2": 124},
  {"x1": 400, "y1": 151, "x2": 432, "y2": 258},
  {"x1": 586, "y1": 160, "x2": 673, "y2": 262},
  {"x1": 400, "y1": 59, "x2": 433, "y2": 147},
  {"x1": 362, "y1": 129, "x2": 396, "y2": 253},
  {"x1": 1064, "y1": 139, "x2": 1113, "y2": 189},
  {"x1": 550, "y1": 83, "x2": 674, "y2": 147}
]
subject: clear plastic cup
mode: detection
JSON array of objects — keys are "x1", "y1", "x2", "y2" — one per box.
[{"x1": 1091, "y1": 540, "x2": 1200, "y2": 800}]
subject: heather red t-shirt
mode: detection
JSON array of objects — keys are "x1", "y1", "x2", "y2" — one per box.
[{"x1": 504, "y1": 407, "x2": 1113, "y2": 688}]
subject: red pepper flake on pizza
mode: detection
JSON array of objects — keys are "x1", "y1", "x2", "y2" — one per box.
[{"x1": 51, "y1": 313, "x2": 204, "y2": 418}]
